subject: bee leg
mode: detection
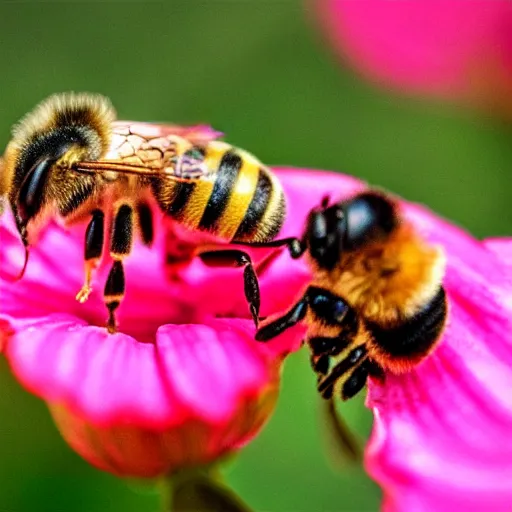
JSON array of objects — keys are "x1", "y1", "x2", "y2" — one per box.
[
  {"x1": 322, "y1": 397, "x2": 362, "y2": 463},
  {"x1": 255, "y1": 291, "x2": 309, "y2": 342},
  {"x1": 136, "y1": 202, "x2": 154, "y2": 247},
  {"x1": 199, "y1": 249, "x2": 261, "y2": 327},
  {"x1": 309, "y1": 336, "x2": 349, "y2": 357},
  {"x1": 316, "y1": 344, "x2": 368, "y2": 400},
  {"x1": 314, "y1": 352, "x2": 363, "y2": 463},
  {"x1": 76, "y1": 209, "x2": 105, "y2": 303},
  {"x1": 233, "y1": 237, "x2": 307, "y2": 259},
  {"x1": 104, "y1": 261, "x2": 125, "y2": 335},
  {"x1": 341, "y1": 359, "x2": 370, "y2": 400},
  {"x1": 104, "y1": 204, "x2": 133, "y2": 334}
]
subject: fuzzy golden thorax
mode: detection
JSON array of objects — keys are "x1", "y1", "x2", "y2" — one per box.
[{"x1": 310, "y1": 222, "x2": 446, "y2": 326}]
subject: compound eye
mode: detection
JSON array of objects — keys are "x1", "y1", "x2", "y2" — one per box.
[
  {"x1": 16, "y1": 141, "x2": 70, "y2": 226},
  {"x1": 17, "y1": 158, "x2": 55, "y2": 225}
]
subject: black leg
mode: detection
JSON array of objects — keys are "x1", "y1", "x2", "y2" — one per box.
[
  {"x1": 103, "y1": 203, "x2": 134, "y2": 333},
  {"x1": 309, "y1": 336, "x2": 349, "y2": 357},
  {"x1": 104, "y1": 261, "x2": 125, "y2": 334},
  {"x1": 322, "y1": 396, "x2": 362, "y2": 463},
  {"x1": 232, "y1": 236, "x2": 307, "y2": 259},
  {"x1": 137, "y1": 202, "x2": 154, "y2": 247},
  {"x1": 255, "y1": 285, "x2": 350, "y2": 342},
  {"x1": 110, "y1": 204, "x2": 134, "y2": 257},
  {"x1": 316, "y1": 345, "x2": 367, "y2": 399},
  {"x1": 12, "y1": 212, "x2": 30, "y2": 281},
  {"x1": 76, "y1": 209, "x2": 105, "y2": 303},
  {"x1": 198, "y1": 249, "x2": 261, "y2": 327},
  {"x1": 341, "y1": 359, "x2": 370, "y2": 400},
  {"x1": 255, "y1": 292, "x2": 309, "y2": 342}
]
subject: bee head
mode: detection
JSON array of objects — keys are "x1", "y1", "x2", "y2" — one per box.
[
  {"x1": 305, "y1": 190, "x2": 400, "y2": 270},
  {"x1": 343, "y1": 191, "x2": 399, "y2": 251},
  {"x1": 2, "y1": 92, "x2": 116, "y2": 245}
]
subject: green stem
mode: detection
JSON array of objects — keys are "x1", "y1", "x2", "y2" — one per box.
[{"x1": 163, "y1": 467, "x2": 253, "y2": 512}]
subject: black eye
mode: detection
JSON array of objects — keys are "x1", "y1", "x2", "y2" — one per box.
[
  {"x1": 17, "y1": 158, "x2": 55, "y2": 224},
  {"x1": 16, "y1": 140, "x2": 70, "y2": 226}
]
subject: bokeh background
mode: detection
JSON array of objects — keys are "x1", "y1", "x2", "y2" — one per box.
[{"x1": 1, "y1": 2, "x2": 511, "y2": 511}]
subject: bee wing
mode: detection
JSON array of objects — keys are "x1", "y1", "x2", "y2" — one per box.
[
  {"x1": 112, "y1": 121, "x2": 223, "y2": 145},
  {"x1": 84, "y1": 121, "x2": 220, "y2": 180},
  {"x1": 72, "y1": 160, "x2": 213, "y2": 181}
]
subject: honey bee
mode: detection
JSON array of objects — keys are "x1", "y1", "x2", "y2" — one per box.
[
  {"x1": 1, "y1": 92, "x2": 286, "y2": 333},
  {"x1": 254, "y1": 190, "x2": 448, "y2": 400}
]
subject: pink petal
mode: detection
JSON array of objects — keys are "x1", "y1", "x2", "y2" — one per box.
[
  {"x1": 315, "y1": 0, "x2": 512, "y2": 106},
  {"x1": 366, "y1": 204, "x2": 512, "y2": 510},
  {"x1": 155, "y1": 318, "x2": 300, "y2": 422},
  {"x1": 484, "y1": 238, "x2": 512, "y2": 286},
  {"x1": 5, "y1": 315, "x2": 288, "y2": 428},
  {"x1": 5, "y1": 315, "x2": 183, "y2": 428}
]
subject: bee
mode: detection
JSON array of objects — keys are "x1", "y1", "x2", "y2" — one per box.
[
  {"x1": 1, "y1": 92, "x2": 287, "y2": 333},
  {"x1": 254, "y1": 190, "x2": 448, "y2": 401}
]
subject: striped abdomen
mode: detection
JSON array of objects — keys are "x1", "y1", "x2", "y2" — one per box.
[
  {"x1": 365, "y1": 286, "x2": 447, "y2": 373},
  {"x1": 151, "y1": 141, "x2": 285, "y2": 243}
]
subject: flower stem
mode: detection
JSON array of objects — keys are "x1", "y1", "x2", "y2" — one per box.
[{"x1": 164, "y1": 468, "x2": 253, "y2": 512}]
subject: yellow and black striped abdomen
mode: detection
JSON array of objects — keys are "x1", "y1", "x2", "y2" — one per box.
[
  {"x1": 151, "y1": 141, "x2": 285, "y2": 243},
  {"x1": 232, "y1": 153, "x2": 285, "y2": 243}
]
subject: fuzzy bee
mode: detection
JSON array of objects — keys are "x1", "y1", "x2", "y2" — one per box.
[
  {"x1": 255, "y1": 191, "x2": 448, "y2": 400},
  {"x1": 0, "y1": 92, "x2": 287, "y2": 333}
]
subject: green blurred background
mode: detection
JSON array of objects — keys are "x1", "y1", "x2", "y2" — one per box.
[{"x1": 1, "y1": 2, "x2": 511, "y2": 512}]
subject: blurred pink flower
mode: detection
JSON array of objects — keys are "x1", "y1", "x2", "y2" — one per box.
[
  {"x1": 0, "y1": 166, "x2": 347, "y2": 478},
  {"x1": 365, "y1": 205, "x2": 512, "y2": 510},
  {"x1": 315, "y1": 0, "x2": 512, "y2": 114}
]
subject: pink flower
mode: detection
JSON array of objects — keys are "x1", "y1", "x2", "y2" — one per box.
[
  {"x1": 3, "y1": 161, "x2": 512, "y2": 511},
  {"x1": 0, "y1": 161, "x2": 347, "y2": 477},
  {"x1": 314, "y1": 0, "x2": 512, "y2": 113}
]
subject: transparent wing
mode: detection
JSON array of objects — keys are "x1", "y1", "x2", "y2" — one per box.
[
  {"x1": 73, "y1": 123, "x2": 218, "y2": 180},
  {"x1": 73, "y1": 149, "x2": 215, "y2": 181}
]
